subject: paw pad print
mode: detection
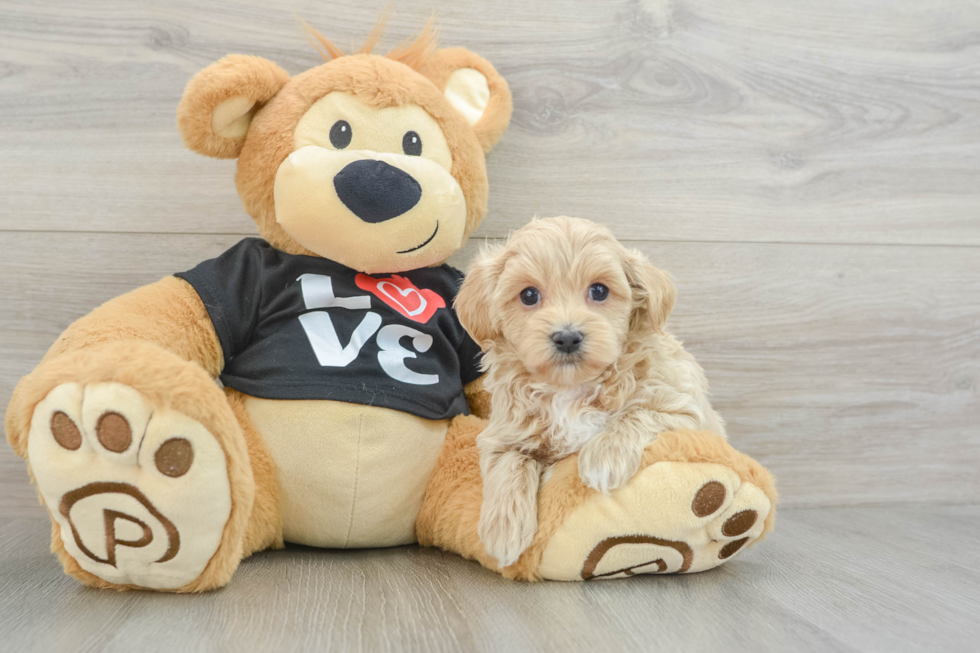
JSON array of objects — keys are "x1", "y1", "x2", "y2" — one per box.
[
  {"x1": 28, "y1": 382, "x2": 232, "y2": 589},
  {"x1": 536, "y1": 461, "x2": 772, "y2": 581}
]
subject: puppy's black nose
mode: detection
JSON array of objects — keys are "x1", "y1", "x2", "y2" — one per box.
[
  {"x1": 551, "y1": 330, "x2": 584, "y2": 354},
  {"x1": 334, "y1": 159, "x2": 422, "y2": 223}
]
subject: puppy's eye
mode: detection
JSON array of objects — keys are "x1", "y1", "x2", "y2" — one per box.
[
  {"x1": 402, "y1": 131, "x2": 422, "y2": 156},
  {"x1": 589, "y1": 283, "x2": 609, "y2": 302},
  {"x1": 519, "y1": 287, "x2": 540, "y2": 306},
  {"x1": 330, "y1": 120, "x2": 352, "y2": 149}
]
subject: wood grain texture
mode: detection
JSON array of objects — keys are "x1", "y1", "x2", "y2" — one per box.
[
  {"x1": 1, "y1": 232, "x2": 978, "y2": 517},
  {"x1": 2, "y1": 505, "x2": 979, "y2": 652},
  {"x1": 1, "y1": 0, "x2": 979, "y2": 243}
]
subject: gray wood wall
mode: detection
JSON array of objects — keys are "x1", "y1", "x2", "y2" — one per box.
[{"x1": 2, "y1": 0, "x2": 978, "y2": 517}]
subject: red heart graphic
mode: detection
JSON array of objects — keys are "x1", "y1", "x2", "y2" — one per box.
[{"x1": 355, "y1": 273, "x2": 446, "y2": 324}]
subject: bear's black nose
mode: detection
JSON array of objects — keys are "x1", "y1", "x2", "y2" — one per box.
[
  {"x1": 551, "y1": 330, "x2": 584, "y2": 355},
  {"x1": 334, "y1": 159, "x2": 422, "y2": 223}
]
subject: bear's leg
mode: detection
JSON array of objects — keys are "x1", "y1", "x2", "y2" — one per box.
[
  {"x1": 225, "y1": 388, "x2": 284, "y2": 557},
  {"x1": 9, "y1": 341, "x2": 260, "y2": 592},
  {"x1": 417, "y1": 419, "x2": 776, "y2": 581},
  {"x1": 416, "y1": 415, "x2": 500, "y2": 572}
]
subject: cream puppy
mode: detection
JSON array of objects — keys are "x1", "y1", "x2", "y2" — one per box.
[{"x1": 455, "y1": 217, "x2": 725, "y2": 567}]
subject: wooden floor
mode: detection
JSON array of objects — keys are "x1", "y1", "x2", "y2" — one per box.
[
  {"x1": 1, "y1": 0, "x2": 978, "y2": 650},
  {"x1": 2, "y1": 505, "x2": 979, "y2": 652}
]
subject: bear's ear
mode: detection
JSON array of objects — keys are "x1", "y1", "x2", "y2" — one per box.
[
  {"x1": 177, "y1": 55, "x2": 290, "y2": 159},
  {"x1": 419, "y1": 48, "x2": 513, "y2": 154}
]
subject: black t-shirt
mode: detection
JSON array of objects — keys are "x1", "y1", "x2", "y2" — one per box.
[{"x1": 175, "y1": 238, "x2": 482, "y2": 420}]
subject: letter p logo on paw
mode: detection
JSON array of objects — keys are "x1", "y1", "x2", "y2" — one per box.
[{"x1": 59, "y1": 482, "x2": 180, "y2": 569}]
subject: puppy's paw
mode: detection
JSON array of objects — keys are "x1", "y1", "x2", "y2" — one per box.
[
  {"x1": 478, "y1": 503, "x2": 537, "y2": 568},
  {"x1": 578, "y1": 436, "x2": 644, "y2": 494}
]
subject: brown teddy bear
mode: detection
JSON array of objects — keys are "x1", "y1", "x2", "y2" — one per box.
[{"x1": 4, "y1": 19, "x2": 776, "y2": 591}]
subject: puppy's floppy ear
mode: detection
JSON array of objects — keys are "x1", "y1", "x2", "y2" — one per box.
[
  {"x1": 418, "y1": 48, "x2": 513, "y2": 154},
  {"x1": 177, "y1": 55, "x2": 290, "y2": 159},
  {"x1": 455, "y1": 244, "x2": 507, "y2": 346},
  {"x1": 623, "y1": 249, "x2": 676, "y2": 333}
]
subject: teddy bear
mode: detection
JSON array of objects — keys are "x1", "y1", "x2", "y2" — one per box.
[{"x1": 4, "y1": 19, "x2": 777, "y2": 591}]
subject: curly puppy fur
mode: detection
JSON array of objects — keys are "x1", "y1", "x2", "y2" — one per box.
[{"x1": 455, "y1": 216, "x2": 726, "y2": 566}]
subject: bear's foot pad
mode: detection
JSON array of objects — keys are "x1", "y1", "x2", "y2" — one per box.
[
  {"x1": 538, "y1": 462, "x2": 770, "y2": 580},
  {"x1": 28, "y1": 382, "x2": 232, "y2": 589}
]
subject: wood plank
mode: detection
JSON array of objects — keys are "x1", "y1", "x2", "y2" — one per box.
[
  {"x1": 1, "y1": 505, "x2": 978, "y2": 652},
  {"x1": 2, "y1": 231, "x2": 978, "y2": 517},
  {"x1": 2, "y1": 0, "x2": 979, "y2": 243}
]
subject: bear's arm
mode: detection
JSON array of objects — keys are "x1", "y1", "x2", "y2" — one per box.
[
  {"x1": 463, "y1": 374, "x2": 491, "y2": 419},
  {"x1": 39, "y1": 276, "x2": 224, "y2": 377}
]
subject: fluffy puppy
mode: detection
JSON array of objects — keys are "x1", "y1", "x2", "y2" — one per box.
[{"x1": 455, "y1": 216, "x2": 725, "y2": 567}]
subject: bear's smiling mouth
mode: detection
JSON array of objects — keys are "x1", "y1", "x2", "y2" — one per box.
[{"x1": 397, "y1": 222, "x2": 439, "y2": 254}]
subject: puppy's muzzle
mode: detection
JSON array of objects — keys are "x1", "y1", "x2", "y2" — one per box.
[
  {"x1": 334, "y1": 159, "x2": 422, "y2": 223},
  {"x1": 551, "y1": 329, "x2": 584, "y2": 355}
]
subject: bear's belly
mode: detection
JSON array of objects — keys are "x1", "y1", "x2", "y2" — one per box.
[{"x1": 244, "y1": 396, "x2": 449, "y2": 548}]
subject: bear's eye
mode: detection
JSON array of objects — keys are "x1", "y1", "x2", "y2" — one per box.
[
  {"x1": 589, "y1": 283, "x2": 609, "y2": 302},
  {"x1": 402, "y1": 131, "x2": 422, "y2": 156},
  {"x1": 520, "y1": 287, "x2": 540, "y2": 306},
  {"x1": 330, "y1": 120, "x2": 352, "y2": 149}
]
